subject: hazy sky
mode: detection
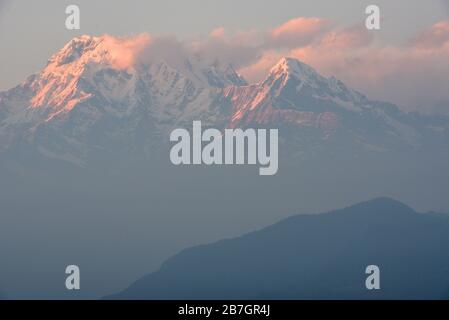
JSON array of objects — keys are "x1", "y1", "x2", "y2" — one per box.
[{"x1": 1, "y1": 0, "x2": 449, "y2": 112}]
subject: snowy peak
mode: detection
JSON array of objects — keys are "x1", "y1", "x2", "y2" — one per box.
[
  {"x1": 156, "y1": 57, "x2": 247, "y2": 89},
  {"x1": 224, "y1": 57, "x2": 424, "y2": 149},
  {"x1": 261, "y1": 57, "x2": 367, "y2": 108},
  {"x1": 29, "y1": 35, "x2": 126, "y2": 112},
  {"x1": 26, "y1": 34, "x2": 247, "y2": 115},
  {"x1": 43, "y1": 34, "x2": 247, "y2": 88},
  {"x1": 0, "y1": 34, "x2": 253, "y2": 163},
  {"x1": 42, "y1": 34, "x2": 142, "y2": 75},
  {"x1": 269, "y1": 57, "x2": 319, "y2": 81},
  {"x1": 47, "y1": 35, "x2": 102, "y2": 67}
]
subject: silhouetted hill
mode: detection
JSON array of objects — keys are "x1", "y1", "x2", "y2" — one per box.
[{"x1": 107, "y1": 197, "x2": 449, "y2": 299}]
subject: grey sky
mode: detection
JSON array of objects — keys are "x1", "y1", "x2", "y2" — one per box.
[{"x1": 0, "y1": 0, "x2": 447, "y2": 93}]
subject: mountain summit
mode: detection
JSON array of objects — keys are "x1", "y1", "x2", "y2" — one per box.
[{"x1": 269, "y1": 57, "x2": 323, "y2": 83}]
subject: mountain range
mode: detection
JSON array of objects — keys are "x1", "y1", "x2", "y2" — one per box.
[{"x1": 1, "y1": 35, "x2": 448, "y2": 169}]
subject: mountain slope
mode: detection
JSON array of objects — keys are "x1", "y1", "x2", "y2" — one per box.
[{"x1": 107, "y1": 197, "x2": 449, "y2": 300}]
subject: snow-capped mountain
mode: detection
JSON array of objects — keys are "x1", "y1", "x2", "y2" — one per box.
[
  {"x1": 224, "y1": 57, "x2": 435, "y2": 152},
  {"x1": 226, "y1": 57, "x2": 369, "y2": 127},
  {"x1": 0, "y1": 35, "x2": 447, "y2": 167},
  {"x1": 0, "y1": 35, "x2": 244, "y2": 165}
]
